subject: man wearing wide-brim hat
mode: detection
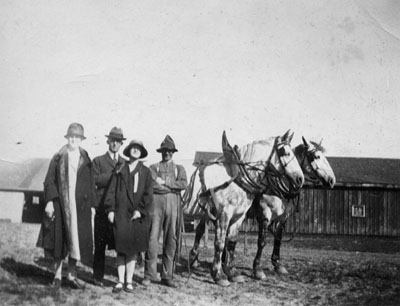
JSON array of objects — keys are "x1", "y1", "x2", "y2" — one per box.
[
  {"x1": 143, "y1": 135, "x2": 187, "y2": 288},
  {"x1": 92, "y1": 127, "x2": 126, "y2": 286}
]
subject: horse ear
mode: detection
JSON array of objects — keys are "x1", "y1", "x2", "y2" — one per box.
[
  {"x1": 281, "y1": 129, "x2": 291, "y2": 141},
  {"x1": 302, "y1": 136, "x2": 311, "y2": 148},
  {"x1": 288, "y1": 131, "x2": 294, "y2": 143},
  {"x1": 319, "y1": 138, "x2": 324, "y2": 146}
]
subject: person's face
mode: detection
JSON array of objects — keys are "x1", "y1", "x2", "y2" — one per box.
[
  {"x1": 161, "y1": 149, "x2": 174, "y2": 162},
  {"x1": 107, "y1": 138, "x2": 123, "y2": 153},
  {"x1": 67, "y1": 135, "x2": 82, "y2": 150},
  {"x1": 130, "y1": 145, "x2": 142, "y2": 160}
]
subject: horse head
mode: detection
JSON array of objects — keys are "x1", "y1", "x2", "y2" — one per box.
[
  {"x1": 270, "y1": 130, "x2": 304, "y2": 189},
  {"x1": 295, "y1": 136, "x2": 336, "y2": 188}
]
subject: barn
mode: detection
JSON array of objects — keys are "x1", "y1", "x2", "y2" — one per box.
[
  {"x1": 0, "y1": 159, "x2": 49, "y2": 223},
  {"x1": 285, "y1": 157, "x2": 400, "y2": 237},
  {"x1": 191, "y1": 152, "x2": 400, "y2": 237}
]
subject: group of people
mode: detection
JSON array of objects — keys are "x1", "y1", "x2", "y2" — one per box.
[{"x1": 36, "y1": 122, "x2": 188, "y2": 293}]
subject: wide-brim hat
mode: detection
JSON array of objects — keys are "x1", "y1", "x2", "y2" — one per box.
[
  {"x1": 105, "y1": 127, "x2": 126, "y2": 141},
  {"x1": 156, "y1": 135, "x2": 178, "y2": 153},
  {"x1": 123, "y1": 140, "x2": 148, "y2": 159},
  {"x1": 64, "y1": 122, "x2": 86, "y2": 139}
]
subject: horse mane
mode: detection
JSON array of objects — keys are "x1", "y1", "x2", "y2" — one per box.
[{"x1": 237, "y1": 137, "x2": 276, "y2": 163}]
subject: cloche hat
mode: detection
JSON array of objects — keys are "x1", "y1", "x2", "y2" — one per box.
[
  {"x1": 123, "y1": 139, "x2": 148, "y2": 159},
  {"x1": 64, "y1": 122, "x2": 86, "y2": 139}
]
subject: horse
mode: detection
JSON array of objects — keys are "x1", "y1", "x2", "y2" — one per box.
[
  {"x1": 252, "y1": 136, "x2": 336, "y2": 279},
  {"x1": 187, "y1": 136, "x2": 336, "y2": 282},
  {"x1": 183, "y1": 130, "x2": 304, "y2": 286}
]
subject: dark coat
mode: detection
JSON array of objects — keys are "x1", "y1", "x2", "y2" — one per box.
[
  {"x1": 104, "y1": 161, "x2": 153, "y2": 256},
  {"x1": 93, "y1": 153, "x2": 126, "y2": 213},
  {"x1": 92, "y1": 153, "x2": 126, "y2": 250},
  {"x1": 36, "y1": 145, "x2": 97, "y2": 264}
]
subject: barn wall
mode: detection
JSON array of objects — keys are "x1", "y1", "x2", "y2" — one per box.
[
  {"x1": 283, "y1": 187, "x2": 400, "y2": 237},
  {"x1": 197, "y1": 186, "x2": 400, "y2": 237},
  {"x1": 0, "y1": 191, "x2": 25, "y2": 222}
]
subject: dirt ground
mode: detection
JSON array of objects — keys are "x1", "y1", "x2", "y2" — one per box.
[{"x1": 0, "y1": 222, "x2": 400, "y2": 306}]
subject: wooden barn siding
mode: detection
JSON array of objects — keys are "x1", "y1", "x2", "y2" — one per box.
[
  {"x1": 283, "y1": 187, "x2": 400, "y2": 237},
  {"x1": 226, "y1": 187, "x2": 400, "y2": 236}
]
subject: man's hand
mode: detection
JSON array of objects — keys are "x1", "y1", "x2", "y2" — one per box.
[
  {"x1": 108, "y1": 212, "x2": 115, "y2": 224},
  {"x1": 131, "y1": 210, "x2": 141, "y2": 220},
  {"x1": 45, "y1": 201, "x2": 54, "y2": 219},
  {"x1": 156, "y1": 177, "x2": 165, "y2": 185}
]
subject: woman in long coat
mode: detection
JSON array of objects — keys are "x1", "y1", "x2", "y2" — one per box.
[
  {"x1": 36, "y1": 123, "x2": 97, "y2": 290},
  {"x1": 105, "y1": 139, "x2": 153, "y2": 293}
]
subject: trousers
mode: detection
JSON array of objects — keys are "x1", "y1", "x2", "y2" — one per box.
[{"x1": 145, "y1": 193, "x2": 179, "y2": 280}]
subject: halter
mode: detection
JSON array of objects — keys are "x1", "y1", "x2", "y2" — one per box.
[{"x1": 299, "y1": 146, "x2": 324, "y2": 183}]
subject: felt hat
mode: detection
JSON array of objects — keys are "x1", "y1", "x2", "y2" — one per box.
[
  {"x1": 64, "y1": 122, "x2": 86, "y2": 139},
  {"x1": 123, "y1": 139, "x2": 148, "y2": 159},
  {"x1": 156, "y1": 135, "x2": 178, "y2": 153},
  {"x1": 105, "y1": 127, "x2": 126, "y2": 141}
]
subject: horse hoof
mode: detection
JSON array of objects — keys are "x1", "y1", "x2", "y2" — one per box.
[
  {"x1": 215, "y1": 279, "x2": 231, "y2": 287},
  {"x1": 275, "y1": 266, "x2": 288, "y2": 274},
  {"x1": 254, "y1": 270, "x2": 266, "y2": 280},
  {"x1": 230, "y1": 275, "x2": 245, "y2": 283}
]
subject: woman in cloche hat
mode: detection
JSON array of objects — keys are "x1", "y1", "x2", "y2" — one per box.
[
  {"x1": 37, "y1": 123, "x2": 97, "y2": 290},
  {"x1": 104, "y1": 139, "x2": 153, "y2": 294}
]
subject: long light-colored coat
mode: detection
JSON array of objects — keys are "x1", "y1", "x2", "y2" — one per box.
[{"x1": 36, "y1": 145, "x2": 97, "y2": 264}]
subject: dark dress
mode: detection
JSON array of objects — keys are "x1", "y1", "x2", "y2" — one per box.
[{"x1": 104, "y1": 161, "x2": 153, "y2": 256}]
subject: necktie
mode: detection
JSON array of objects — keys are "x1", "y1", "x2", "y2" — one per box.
[{"x1": 113, "y1": 154, "x2": 117, "y2": 165}]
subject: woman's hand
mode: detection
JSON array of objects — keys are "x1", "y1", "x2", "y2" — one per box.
[
  {"x1": 108, "y1": 212, "x2": 115, "y2": 224},
  {"x1": 131, "y1": 210, "x2": 141, "y2": 220},
  {"x1": 45, "y1": 201, "x2": 54, "y2": 219}
]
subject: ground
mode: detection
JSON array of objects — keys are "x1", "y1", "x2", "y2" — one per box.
[{"x1": 0, "y1": 222, "x2": 400, "y2": 306}]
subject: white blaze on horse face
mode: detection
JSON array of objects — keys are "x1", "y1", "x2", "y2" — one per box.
[
  {"x1": 302, "y1": 137, "x2": 336, "y2": 188},
  {"x1": 274, "y1": 143, "x2": 304, "y2": 188},
  {"x1": 310, "y1": 150, "x2": 336, "y2": 188}
]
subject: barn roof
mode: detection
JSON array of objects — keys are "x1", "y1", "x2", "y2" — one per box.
[
  {"x1": 327, "y1": 157, "x2": 400, "y2": 188},
  {"x1": 193, "y1": 152, "x2": 400, "y2": 189},
  {"x1": 0, "y1": 158, "x2": 49, "y2": 192}
]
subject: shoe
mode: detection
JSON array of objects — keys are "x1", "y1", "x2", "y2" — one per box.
[
  {"x1": 142, "y1": 275, "x2": 161, "y2": 286},
  {"x1": 124, "y1": 283, "x2": 134, "y2": 293},
  {"x1": 161, "y1": 278, "x2": 177, "y2": 288},
  {"x1": 93, "y1": 279, "x2": 104, "y2": 287},
  {"x1": 52, "y1": 278, "x2": 61, "y2": 290},
  {"x1": 67, "y1": 278, "x2": 84, "y2": 289},
  {"x1": 112, "y1": 282, "x2": 123, "y2": 293}
]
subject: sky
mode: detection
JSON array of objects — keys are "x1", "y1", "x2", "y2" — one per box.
[{"x1": 1, "y1": 0, "x2": 399, "y2": 166}]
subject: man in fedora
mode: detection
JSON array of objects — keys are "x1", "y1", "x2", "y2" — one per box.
[
  {"x1": 92, "y1": 127, "x2": 126, "y2": 286},
  {"x1": 143, "y1": 135, "x2": 187, "y2": 288},
  {"x1": 37, "y1": 123, "x2": 97, "y2": 290}
]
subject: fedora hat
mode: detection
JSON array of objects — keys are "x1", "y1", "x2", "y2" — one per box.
[
  {"x1": 123, "y1": 139, "x2": 148, "y2": 159},
  {"x1": 105, "y1": 127, "x2": 126, "y2": 141},
  {"x1": 64, "y1": 122, "x2": 86, "y2": 139},
  {"x1": 156, "y1": 135, "x2": 178, "y2": 153}
]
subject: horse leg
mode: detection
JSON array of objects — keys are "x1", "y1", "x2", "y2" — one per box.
[
  {"x1": 271, "y1": 219, "x2": 288, "y2": 274},
  {"x1": 211, "y1": 214, "x2": 230, "y2": 287},
  {"x1": 253, "y1": 212, "x2": 269, "y2": 280},
  {"x1": 222, "y1": 220, "x2": 245, "y2": 283},
  {"x1": 189, "y1": 214, "x2": 206, "y2": 268}
]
